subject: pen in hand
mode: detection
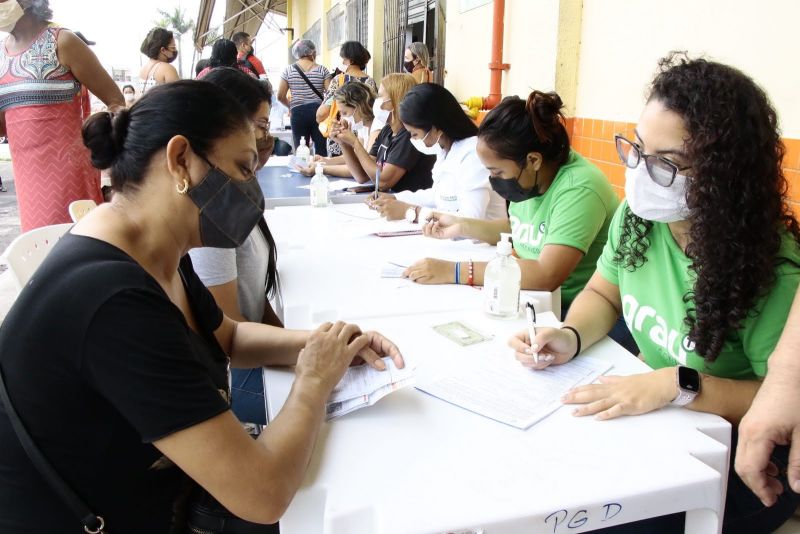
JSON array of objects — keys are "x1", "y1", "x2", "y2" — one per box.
[{"x1": 525, "y1": 302, "x2": 538, "y2": 364}]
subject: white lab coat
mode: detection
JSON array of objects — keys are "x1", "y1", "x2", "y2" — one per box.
[{"x1": 395, "y1": 136, "x2": 506, "y2": 220}]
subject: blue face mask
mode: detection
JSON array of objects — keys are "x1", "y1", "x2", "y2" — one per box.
[{"x1": 187, "y1": 162, "x2": 265, "y2": 248}]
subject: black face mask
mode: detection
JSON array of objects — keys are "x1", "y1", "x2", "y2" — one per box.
[
  {"x1": 187, "y1": 163, "x2": 265, "y2": 249},
  {"x1": 489, "y1": 163, "x2": 541, "y2": 202},
  {"x1": 404, "y1": 60, "x2": 415, "y2": 73}
]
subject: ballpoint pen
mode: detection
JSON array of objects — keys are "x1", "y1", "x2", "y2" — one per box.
[{"x1": 525, "y1": 302, "x2": 538, "y2": 364}]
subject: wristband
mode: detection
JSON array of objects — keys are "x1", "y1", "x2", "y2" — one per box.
[
  {"x1": 467, "y1": 260, "x2": 474, "y2": 286},
  {"x1": 561, "y1": 326, "x2": 581, "y2": 358},
  {"x1": 455, "y1": 262, "x2": 461, "y2": 285}
]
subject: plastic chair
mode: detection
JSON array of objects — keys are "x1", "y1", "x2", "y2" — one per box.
[
  {"x1": 1, "y1": 223, "x2": 73, "y2": 290},
  {"x1": 68, "y1": 199, "x2": 97, "y2": 222}
]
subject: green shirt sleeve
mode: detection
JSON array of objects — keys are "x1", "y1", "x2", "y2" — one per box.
[
  {"x1": 543, "y1": 186, "x2": 608, "y2": 254},
  {"x1": 740, "y1": 260, "x2": 800, "y2": 377},
  {"x1": 596, "y1": 201, "x2": 627, "y2": 286}
]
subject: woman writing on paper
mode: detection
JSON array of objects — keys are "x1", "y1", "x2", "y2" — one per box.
[
  {"x1": 510, "y1": 54, "x2": 800, "y2": 533},
  {"x1": 334, "y1": 73, "x2": 434, "y2": 193},
  {"x1": 403, "y1": 90, "x2": 619, "y2": 316},
  {"x1": 369, "y1": 83, "x2": 506, "y2": 222}
]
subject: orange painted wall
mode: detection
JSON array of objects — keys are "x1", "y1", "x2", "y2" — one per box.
[{"x1": 568, "y1": 117, "x2": 800, "y2": 220}]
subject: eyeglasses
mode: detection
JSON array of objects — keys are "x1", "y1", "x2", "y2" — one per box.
[
  {"x1": 254, "y1": 119, "x2": 270, "y2": 131},
  {"x1": 614, "y1": 134, "x2": 690, "y2": 187}
]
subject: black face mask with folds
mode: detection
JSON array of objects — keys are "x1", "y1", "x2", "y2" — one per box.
[
  {"x1": 404, "y1": 60, "x2": 415, "y2": 73},
  {"x1": 489, "y1": 164, "x2": 541, "y2": 202},
  {"x1": 187, "y1": 164, "x2": 265, "y2": 249}
]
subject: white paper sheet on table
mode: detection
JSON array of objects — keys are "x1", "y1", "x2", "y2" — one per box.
[
  {"x1": 417, "y1": 354, "x2": 612, "y2": 429},
  {"x1": 334, "y1": 203, "x2": 381, "y2": 220},
  {"x1": 326, "y1": 357, "x2": 416, "y2": 420},
  {"x1": 265, "y1": 155, "x2": 292, "y2": 168}
]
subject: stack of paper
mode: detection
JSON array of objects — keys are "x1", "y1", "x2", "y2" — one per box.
[
  {"x1": 417, "y1": 354, "x2": 611, "y2": 429},
  {"x1": 326, "y1": 357, "x2": 416, "y2": 420}
]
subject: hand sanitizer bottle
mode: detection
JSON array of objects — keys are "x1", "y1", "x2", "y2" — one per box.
[
  {"x1": 484, "y1": 233, "x2": 521, "y2": 318},
  {"x1": 296, "y1": 136, "x2": 311, "y2": 167},
  {"x1": 310, "y1": 163, "x2": 329, "y2": 207}
]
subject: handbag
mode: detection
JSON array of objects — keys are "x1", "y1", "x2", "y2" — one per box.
[
  {"x1": 187, "y1": 489, "x2": 279, "y2": 534},
  {"x1": 318, "y1": 74, "x2": 345, "y2": 138},
  {"x1": 0, "y1": 364, "x2": 107, "y2": 533}
]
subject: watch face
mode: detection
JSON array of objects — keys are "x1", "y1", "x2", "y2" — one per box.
[{"x1": 678, "y1": 366, "x2": 701, "y2": 392}]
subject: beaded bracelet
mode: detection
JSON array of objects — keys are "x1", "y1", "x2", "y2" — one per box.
[
  {"x1": 455, "y1": 262, "x2": 461, "y2": 285},
  {"x1": 467, "y1": 260, "x2": 474, "y2": 286},
  {"x1": 561, "y1": 326, "x2": 582, "y2": 358}
]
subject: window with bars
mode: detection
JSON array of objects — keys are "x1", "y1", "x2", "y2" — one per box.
[
  {"x1": 326, "y1": 3, "x2": 346, "y2": 49},
  {"x1": 383, "y1": 0, "x2": 409, "y2": 76},
  {"x1": 303, "y1": 19, "x2": 322, "y2": 51},
  {"x1": 346, "y1": 0, "x2": 369, "y2": 46}
]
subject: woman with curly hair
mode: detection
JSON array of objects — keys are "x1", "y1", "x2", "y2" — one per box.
[{"x1": 511, "y1": 53, "x2": 800, "y2": 532}]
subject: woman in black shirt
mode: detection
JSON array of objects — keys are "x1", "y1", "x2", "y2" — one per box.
[
  {"x1": 335, "y1": 72, "x2": 435, "y2": 193},
  {"x1": 0, "y1": 81, "x2": 402, "y2": 533}
]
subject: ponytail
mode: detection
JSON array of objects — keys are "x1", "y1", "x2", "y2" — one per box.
[{"x1": 479, "y1": 90, "x2": 570, "y2": 166}]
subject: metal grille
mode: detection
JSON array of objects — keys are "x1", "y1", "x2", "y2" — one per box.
[
  {"x1": 303, "y1": 18, "x2": 322, "y2": 50},
  {"x1": 346, "y1": 0, "x2": 369, "y2": 45},
  {"x1": 383, "y1": 0, "x2": 409, "y2": 76},
  {"x1": 326, "y1": 3, "x2": 346, "y2": 49}
]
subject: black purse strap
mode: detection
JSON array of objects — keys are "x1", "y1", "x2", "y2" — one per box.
[
  {"x1": 292, "y1": 63, "x2": 324, "y2": 100},
  {"x1": 0, "y1": 364, "x2": 106, "y2": 533}
]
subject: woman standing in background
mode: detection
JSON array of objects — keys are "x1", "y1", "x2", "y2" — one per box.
[
  {"x1": 0, "y1": 0, "x2": 124, "y2": 230},
  {"x1": 138, "y1": 27, "x2": 180, "y2": 94},
  {"x1": 404, "y1": 42, "x2": 433, "y2": 84}
]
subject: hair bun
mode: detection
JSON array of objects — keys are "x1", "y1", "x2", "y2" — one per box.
[
  {"x1": 82, "y1": 109, "x2": 130, "y2": 170},
  {"x1": 526, "y1": 90, "x2": 564, "y2": 142}
]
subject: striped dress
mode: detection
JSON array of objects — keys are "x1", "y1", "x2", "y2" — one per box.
[{"x1": 0, "y1": 27, "x2": 102, "y2": 231}]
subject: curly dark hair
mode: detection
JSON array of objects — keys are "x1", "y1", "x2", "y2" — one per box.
[{"x1": 613, "y1": 52, "x2": 800, "y2": 361}]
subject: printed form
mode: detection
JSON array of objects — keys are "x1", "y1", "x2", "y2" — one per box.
[
  {"x1": 417, "y1": 354, "x2": 612, "y2": 429},
  {"x1": 326, "y1": 357, "x2": 416, "y2": 420}
]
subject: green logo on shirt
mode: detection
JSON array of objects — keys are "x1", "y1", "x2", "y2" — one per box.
[
  {"x1": 510, "y1": 215, "x2": 546, "y2": 248},
  {"x1": 622, "y1": 294, "x2": 696, "y2": 364}
]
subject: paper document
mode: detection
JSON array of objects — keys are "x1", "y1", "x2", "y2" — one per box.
[
  {"x1": 334, "y1": 203, "x2": 382, "y2": 220},
  {"x1": 326, "y1": 357, "x2": 416, "y2": 420},
  {"x1": 381, "y1": 262, "x2": 408, "y2": 278},
  {"x1": 417, "y1": 355, "x2": 611, "y2": 429},
  {"x1": 264, "y1": 155, "x2": 291, "y2": 167}
]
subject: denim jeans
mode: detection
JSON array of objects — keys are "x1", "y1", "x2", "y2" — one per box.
[
  {"x1": 231, "y1": 368, "x2": 267, "y2": 426},
  {"x1": 290, "y1": 102, "x2": 327, "y2": 157}
]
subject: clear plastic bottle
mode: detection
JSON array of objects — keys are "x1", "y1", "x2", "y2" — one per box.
[
  {"x1": 484, "y1": 233, "x2": 521, "y2": 318},
  {"x1": 295, "y1": 136, "x2": 311, "y2": 167},
  {"x1": 310, "y1": 163, "x2": 329, "y2": 207}
]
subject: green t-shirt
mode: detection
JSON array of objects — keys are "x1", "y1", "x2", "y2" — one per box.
[
  {"x1": 597, "y1": 201, "x2": 800, "y2": 379},
  {"x1": 508, "y1": 150, "x2": 618, "y2": 305}
]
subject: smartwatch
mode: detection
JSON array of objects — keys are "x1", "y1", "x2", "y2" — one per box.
[{"x1": 671, "y1": 365, "x2": 700, "y2": 406}]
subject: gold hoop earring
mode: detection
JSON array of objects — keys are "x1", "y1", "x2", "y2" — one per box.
[{"x1": 176, "y1": 179, "x2": 189, "y2": 195}]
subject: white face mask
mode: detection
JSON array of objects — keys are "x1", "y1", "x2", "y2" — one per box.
[
  {"x1": 343, "y1": 115, "x2": 363, "y2": 131},
  {"x1": 624, "y1": 161, "x2": 690, "y2": 223},
  {"x1": 339, "y1": 62, "x2": 349, "y2": 73},
  {"x1": 410, "y1": 130, "x2": 443, "y2": 156},
  {"x1": 124, "y1": 93, "x2": 135, "y2": 104},
  {"x1": 372, "y1": 98, "x2": 391, "y2": 124},
  {"x1": 0, "y1": 1, "x2": 24, "y2": 33}
]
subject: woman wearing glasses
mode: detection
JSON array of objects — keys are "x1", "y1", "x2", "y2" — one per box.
[
  {"x1": 189, "y1": 68, "x2": 278, "y2": 426},
  {"x1": 512, "y1": 53, "x2": 800, "y2": 532}
]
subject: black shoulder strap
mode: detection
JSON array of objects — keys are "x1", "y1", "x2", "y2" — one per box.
[
  {"x1": 0, "y1": 364, "x2": 106, "y2": 533},
  {"x1": 292, "y1": 63, "x2": 324, "y2": 100}
]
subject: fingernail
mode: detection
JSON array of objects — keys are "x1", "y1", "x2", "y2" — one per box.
[
  {"x1": 375, "y1": 359, "x2": 386, "y2": 370},
  {"x1": 545, "y1": 355, "x2": 555, "y2": 362},
  {"x1": 531, "y1": 343, "x2": 539, "y2": 351},
  {"x1": 525, "y1": 348, "x2": 533, "y2": 355}
]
